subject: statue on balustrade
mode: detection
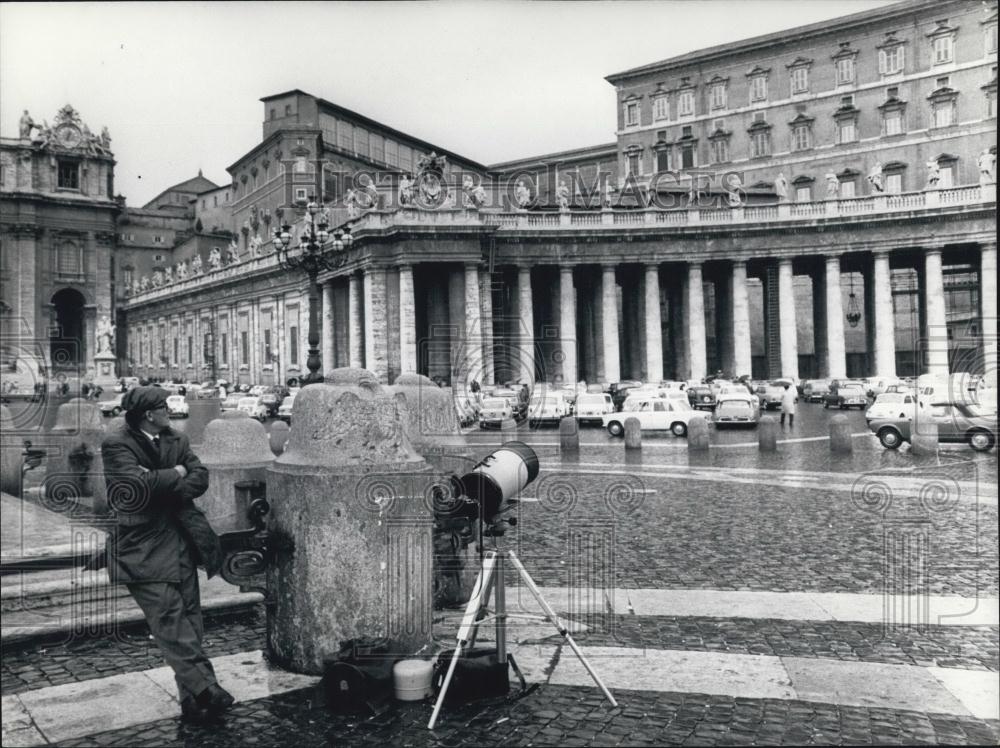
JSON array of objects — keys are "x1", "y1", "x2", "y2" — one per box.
[
  {"x1": 866, "y1": 161, "x2": 884, "y2": 193},
  {"x1": 724, "y1": 173, "x2": 744, "y2": 207},
  {"x1": 19, "y1": 110, "x2": 36, "y2": 139},
  {"x1": 208, "y1": 247, "x2": 222, "y2": 271},
  {"x1": 603, "y1": 180, "x2": 616, "y2": 209},
  {"x1": 139, "y1": 275, "x2": 151, "y2": 291},
  {"x1": 226, "y1": 239, "x2": 241, "y2": 265},
  {"x1": 979, "y1": 149, "x2": 996, "y2": 187},
  {"x1": 774, "y1": 172, "x2": 789, "y2": 202},
  {"x1": 100, "y1": 126, "x2": 112, "y2": 154},
  {"x1": 190, "y1": 253, "x2": 203, "y2": 275},
  {"x1": 360, "y1": 177, "x2": 380, "y2": 210},
  {"x1": 825, "y1": 172, "x2": 839, "y2": 199},
  {"x1": 925, "y1": 160, "x2": 940, "y2": 189},
  {"x1": 398, "y1": 174, "x2": 414, "y2": 206},
  {"x1": 163, "y1": 265, "x2": 174, "y2": 284},
  {"x1": 151, "y1": 270, "x2": 164, "y2": 287},
  {"x1": 176, "y1": 260, "x2": 188, "y2": 280},
  {"x1": 345, "y1": 188, "x2": 361, "y2": 218},
  {"x1": 463, "y1": 175, "x2": 486, "y2": 208},
  {"x1": 556, "y1": 180, "x2": 571, "y2": 211},
  {"x1": 514, "y1": 179, "x2": 531, "y2": 210},
  {"x1": 248, "y1": 234, "x2": 263, "y2": 258},
  {"x1": 132, "y1": 279, "x2": 142, "y2": 295}
]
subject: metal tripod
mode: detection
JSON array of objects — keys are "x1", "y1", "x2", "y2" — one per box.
[{"x1": 428, "y1": 547, "x2": 618, "y2": 729}]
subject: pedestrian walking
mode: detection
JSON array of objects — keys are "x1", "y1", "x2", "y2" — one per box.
[
  {"x1": 780, "y1": 383, "x2": 797, "y2": 427},
  {"x1": 99, "y1": 386, "x2": 232, "y2": 723}
]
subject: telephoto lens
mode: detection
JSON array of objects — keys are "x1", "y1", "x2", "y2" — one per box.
[{"x1": 458, "y1": 441, "x2": 539, "y2": 520}]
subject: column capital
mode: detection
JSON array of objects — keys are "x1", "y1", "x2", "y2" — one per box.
[
  {"x1": 778, "y1": 257, "x2": 794, "y2": 267},
  {"x1": 825, "y1": 254, "x2": 842, "y2": 266},
  {"x1": 601, "y1": 263, "x2": 617, "y2": 273},
  {"x1": 979, "y1": 240, "x2": 997, "y2": 253},
  {"x1": 644, "y1": 262, "x2": 661, "y2": 272}
]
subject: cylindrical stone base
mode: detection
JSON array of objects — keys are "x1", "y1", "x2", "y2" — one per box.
[
  {"x1": 829, "y1": 415, "x2": 853, "y2": 453},
  {"x1": 559, "y1": 417, "x2": 579, "y2": 453},
  {"x1": 758, "y1": 417, "x2": 779, "y2": 452},
  {"x1": 911, "y1": 423, "x2": 939, "y2": 456},
  {"x1": 687, "y1": 416, "x2": 710, "y2": 450},
  {"x1": 624, "y1": 417, "x2": 641, "y2": 449}
]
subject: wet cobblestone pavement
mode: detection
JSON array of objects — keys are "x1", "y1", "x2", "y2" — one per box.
[{"x1": 52, "y1": 685, "x2": 1000, "y2": 747}]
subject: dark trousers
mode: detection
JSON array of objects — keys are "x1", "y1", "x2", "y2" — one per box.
[
  {"x1": 780, "y1": 412, "x2": 794, "y2": 427},
  {"x1": 126, "y1": 536, "x2": 217, "y2": 701}
]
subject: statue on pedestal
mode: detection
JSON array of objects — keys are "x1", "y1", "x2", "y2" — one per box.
[
  {"x1": 556, "y1": 180, "x2": 571, "y2": 211},
  {"x1": 208, "y1": 247, "x2": 222, "y2": 271},
  {"x1": 774, "y1": 172, "x2": 789, "y2": 202},
  {"x1": 825, "y1": 172, "x2": 840, "y2": 199},
  {"x1": 163, "y1": 265, "x2": 174, "y2": 284},
  {"x1": 152, "y1": 270, "x2": 164, "y2": 287},
  {"x1": 725, "y1": 173, "x2": 744, "y2": 207},
  {"x1": 140, "y1": 275, "x2": 151, "y2": 291},
  {"x1": 176, "y1": 260, "x2": 188, "y2": 280},
  {"x1": 345, "y1": 188, "x2": 361, "y2": 218},
  {"x1": 462, "y1": 175, "x2": 486, "y2": 208},
  {"x1": 191, "y1": 253, "x2": 203, "y2": 275},
  {"x1": 867, "y1": 160, "x2": 884, "y2": 193},
  {"x1": 514, "y1": 179, "x2": 531, "y2": 210},
  {"x1": 979, "y1": 149, "x2": 996, "y2": 187},
  {"x1": 925, "y1": 160, "x2": 940, "y2": 189},
  {"x1": 398, "y1": 174, "x2": 414, "y2": 206},
  {"x1": 19, "y1": 110, "x2": 36, "y2": 139},
  {"x1": 248, "y1": 234, "x2": 262, "y2": 258},
  {"x1": 100, "y1": 126, "x2": 112, "y2": 154},
  {"x1": 96, "y1": 316, "x2": 116, "y2": 355}
]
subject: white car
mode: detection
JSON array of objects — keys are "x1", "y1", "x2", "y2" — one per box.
[
  {"x1": 277, "y1": 395, "x2": 296, "y2": 422},
  {"x1": 713, "y1": 393, "x2": 760, "y2": 427},
  {"x1": 527, "y1": 392, "x2": 570, "y2": 426},
  {"x1": 575, "y1": 393, "x2": 614, "y2": 425},
  {"x1": 865, "y1": 392, "x2": 918, "y2": 424},
  {"x1": 238, "y1": 396, "x2": 267, "y2": 420},
  {"x1": 166, "y1": 395, "x2": 189, "y2": 418},
  {"x1": 248, "y1": 385, "x2": 267, "y2": 397},
  {"x1": 479, "y1": 397, "x2": 514, "y2": 429},
  {"x1": 603, "y1": 396, "x2": 706, "y2": 437},
  {"x1": 221, "y1": 394, "x2": 242, "y2": 411}
]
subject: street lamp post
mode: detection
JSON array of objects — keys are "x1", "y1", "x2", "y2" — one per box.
[{"x1": 272, "y1": 198, "x2": 353, "y2": 385}]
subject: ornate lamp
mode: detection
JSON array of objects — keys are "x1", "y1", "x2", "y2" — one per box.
[
  {"x1": 272, "y1": 198, "x2": 354, "y2": 385},
  {"x1": 846, "y1": 274, "x2": 862, "y2": 328}
]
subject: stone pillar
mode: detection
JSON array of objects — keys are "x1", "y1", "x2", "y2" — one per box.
[
  {"x1": 479, "y1": 268, "x2": 495, "y2": 385},
  {"x1": 518, "y1": 266, "x2": 535, "y2": 384},
  {"x1": 559, "y1": 265, "x2": 577, "y2": 385},
  {"x1": 448, "y1": 268, "x2": 465, "y2": 387},
  {"x1": 778, "y1": 258, "x2": 799, "y2": 380},
  {"x1": 322, "y1": 282, "x2": 335, "y2": 376},
  {"x1": 398, "y1": 264, "x2": 418, "y2": 374},
  {"x1": 924, "y1": 249, "x2": 949, "y2": 376},
  {"x1": 732, "y1": 261, "x2": 752, "y2": 378},
  {"x1": 644, "y1": 264, "x2": 664, "y2": 384},
  {"x1": 464, "y1": 263, "x2": 483, "y2": 387},
  {"x1": 687, "y1": 262, "x2": 706, "y2": 381},
  {"x1": 349, "y1": 273, "x2": 364, "y2": 369},
  {"x1": 981, "y1": 243, "x2": 998, "y2": 389},
  {"x1": 363, "y1": 268, "x2": 389, "y2": 383},
  {"x1": 872, "y1": 251, "x2": 896, "y2": 377},
  {"x1": 601, "y1": 264, "x2": 620, "y2": 383},
  {"x1": 826, "y1": 256, "x2": 847, "y2": 379},
  {"x1": 812, "y1": 269, "x2": 828, "y2": 378}
]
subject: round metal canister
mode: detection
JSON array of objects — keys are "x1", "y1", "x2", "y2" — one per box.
[{"x1": 393, "y1": 659, "x2": 434, "y2": 701}]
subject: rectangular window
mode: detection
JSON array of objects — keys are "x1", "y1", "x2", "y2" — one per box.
[
  {"x1": 936, "y1": 76, "x2": 950, "y2": 88},
  {"x1": 934, "y1": 102, "x2": 954, "y2": 127},
  {"x1": 294, "y1": 187, "x2": 308, "y2": 202},
  {"x1": 626, "y1": 152, "x2": 640, "y2": 175},
  {"x1": 221, "y1": 332, "x2": 228, "y2": 364},
  {"x1": 750, "y1": 130, "x2": 770, "y2": 158},
  {"x1": 987, "y1": 25, "x2": 998, "y2": 55},
  {"x1": 264, "y1": 329, "x2": 273, "y2": 364},
  {"x1": 837, "y1": 58, "x2": 855, "y2": 84},
  {"x1": 399, "y1": 145, "x2": 412, "y2": 172},
  {"x1": 711, "y1": 139, "x2": 729, "y2": 163},
  {"x1": 838, "y1": 120, "x2": 857, "y2": 143},
  {"x1": 749, "y1": 76, "x2": 767, "y2": 102},
  {"x1": 989, "y1": 91, "x2": 998, "y2": 119},
  {"x1": 284, "y1": 104, "x2": 292, "y2": 117},
  {"x1": 796, "y1": 186, "x2": 811, "y2": 202},
  {"x1": 656, "y1": 149, "x2": 671, "y2": 172},
  {"x1": 839, "y1": 180, "x2": 856, "y2": 198},
  {"x1": 879, "y1": 46, "x2": 904, "y2": 75},
  {"x1": 385, "y1": 139, "x2": 398, "y2": 167},
  {"x1": 681, "y1": 144, "x2": 695, "y2": 169},
  {"x1": 653, "y1": 96, "x2": 669, "y2": 121},
  {"x1": 57, "y1": 160, "x2": 80, "y2": 189},
  {"x1": 792, "y1": 125, "x2": 811, "y2": 151},
  {"x1": 934, "y1": 36, "x2": 953, "y2": 64},
  {"x1": 338, "y1": 122, "x2": 352, "y2": 152},
  {"x1": 625, "y1": 102, "x2": 639, "y2": 127},
  {"x1": 173, "y1": 338, "x2": 179, "y2": 364},
  {"x1": 886, "y1": 173, "x2": 903, "y2": 193},
  {"x1": 678, "y1": 91, "x2": 695, "y2": 116},
  {"x1": 790, "y1": 67, "x2": 808, "y2": 94},
  {"x1": 710, "y1": 84, "x2": 727, "y2": 109},
  {"x1": 937, "y1": 165, "x2": 953, "y2": 188},
  {"x1": 289, "y1": 326, "x2": 299, "y2": 364},
  {"x1": 884, "y1": 110, "x2": 903, "y2": 135},
  {"x1": 240, "y1": 331, "x2": 249, "y2": 365},
  {"x1": 187, "y1": 336, "x2": 193, "y2": 364}
]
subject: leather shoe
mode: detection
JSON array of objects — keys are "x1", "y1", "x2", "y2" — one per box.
[
  {"x1": 180, "y1": 697, "x2": 217, "y2": 724},
  {"x1": 196, "y1": 683, "x2": 235, "y2": 714}
]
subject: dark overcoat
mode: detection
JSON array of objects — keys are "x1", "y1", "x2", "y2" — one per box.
[{"x1": 101, "y1": 425, "x2": 219, "y2": 583}]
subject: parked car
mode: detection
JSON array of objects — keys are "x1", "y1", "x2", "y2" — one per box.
[
  {"x1": 260, "y1": 386, "x2": 290, "y2": 418},
  {"x1": 99, "y1": 394, "x2": 125, "y2": 417},
  {"x1": 608, "y1": 380, "x2": 643, "y2": 411},
  {"x1": 221, "y1": 394, "x2": 242, "y2": 412},
  {"x1": 166, "y1": 395, "x2": 190, "y2": 418},
  {"x1": 527, "y1": 391, "x2": 570, "y2": 426},
  {"x1": 575, "y1": 393, "x2": 615, "y2": 425},
  {"x1": 494, "y1": 387, "x2": 526, "y2": 420},
  {"x1": 866, "y1": 377, "x2": 903, "y2": 398},
  {"x1": 603, "y1": 395, "x2": 704, "y2": 437},
  {"x1": 824, "y1": 383, "x2": 868, "y2": 410},
  {"x1": 865, "y1": 392, "x2": 918, "y2": 424},
  {"x1": 479, "y1": 397, "x2": 515, "y2": 429},
  {"x1": 248, "y1": 385, "x2": 267, "y2": 398},
  {"x1": 802, "y1": 379, "x2": 832, "y2": 403},
  {"x1": 756, "y1": 381, "x2": 788, "y2": 410},
  {"x1": 869, "y1": 402, "x2": 997, "y2": 452},
  {"x1": 277, "y1": 395, "x2": 296, "y2": 423},
  {"x1": 687, "y1": 385, "x2": 717, "y2": 411},
  {"x1": 237, "y1": 396, "x2": 267, "y2": 420},
  {"x1": 712, "y1": 395, "x2": 760, "y2": 427}
]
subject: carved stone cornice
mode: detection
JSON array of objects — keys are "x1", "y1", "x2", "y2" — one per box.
[{"x1": 2, "y1": 223, "x2": 45, "y2": 238}]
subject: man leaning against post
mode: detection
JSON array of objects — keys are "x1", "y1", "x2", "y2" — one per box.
[{"x1": 99, "y1": 386, "x2": 234, "y2": 723}]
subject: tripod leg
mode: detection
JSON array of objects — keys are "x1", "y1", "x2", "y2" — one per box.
[
  {"x1": 505, "y1": 551, "x2": 619, "y2": 708},
  {"x1": 428, "y1": 552, "x2": 498, "y2": 729}
]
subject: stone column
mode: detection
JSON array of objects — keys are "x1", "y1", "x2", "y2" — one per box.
[
  {"x1": 517, "y1": 266, "x2": 535, "y2": 384},
  {"x1": 872, "y1": 251, "x2": 896, "y2": 377},
  {"x1": 398, "y1": 264, "x2": 417, "y2": 374},
  {"x1": 732, "y1": 261, "x2": 752, "y2": 378},
  {"x1": 363, "y1": 267, "x2": 389, "y2": 383},
  {"x1": 778, "y1": 258, "x2": 799, "y2": 380},
  {"x1": 464, "y1": 263, "x2": 483, "y2": 387},
  {"x1": 812, "y1": 269, "x2": 828, "y2": 377},
  {"x1": 558, "y1": 265, "x2": 578, "y2": 385},
  {"x1": 924, "y1": 248, "x2": 949, "y2": 376},
  {"x1": 479, "y1": 269, "x2": 495, "y2": 385},
  {"x1": 826, "y1": 256, "x2": 847, "y2": 379},
  {"x1": 321, "y1": 282, "x2": 335, "y2": 376},
  {"x1": 348, "y1": 273, "x2": 364, "y2": 369},
  {"x1": 686, "y1": 262, "x2": 707, "y2": 381},
  {"x1": 601, "y1": 264, "x2": 620, "y2": 383},
  {"x1": 644, "y1": 264, "x2": 663, "y2": 383},
  {"x1": 981, "y1": 243, "x2": 998, "y2": 389}
]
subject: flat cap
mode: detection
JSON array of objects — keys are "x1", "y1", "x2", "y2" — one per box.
[{"x1": 121, "y1": 386, "x2": 168, "y2": 413}]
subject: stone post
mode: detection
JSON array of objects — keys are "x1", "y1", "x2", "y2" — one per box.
[
  {"x1": 778, "y1": 258, "x2": 799, "y2": 379},
  {"x1": 924, "y1": 249, "x2": 949, "y2": 377},
  {"x1": 981, "y1": 243, "x2": 998, "y2": 389},
  {"x1": 872, "y1": 251, "x2": 896, "y2": 377},
  {"x1": 829, "y1": 414, "x2": 853, "y2": 453},
  {"x1": 266, "y1": 369, "x2": 432, "y2": 673},
  {"x1": 687, "y1": 262, "x2": 707, "y2": 381},
  {"x1": 517, "y1": 266, "x2": 535, "y2": 384},
  {"x1": 363, "y1": 268, "x2": 389, "y2": 383},
  {"x1": 644, "y1": 264, "x2": 663, "y2": 384},
  {"x1": 910, "y1": 422, "x2": 939, "y2": 456},
  {"x1": 479, "y1": 268, "x2": 495, "y2": 386},
  {"x1": 559, "y1": 265, "x2": 577, "y2": 385},
  {"x1": 687, "y1": 415, "x2": 710, "y2": 450},
  {"x1": 398, "y1": 265, "x2": 418, "y2": 374},
  {"x1": 624, "y1": 417, "x2": 642, "y2": 450},
  {"x1": 601, "y1": 264, "x2": 620, "y2": 383},
  {"x1": 348, "y1": 273, "x2": 364, "y2": 369},
  {"x1": 826, "y1": 256, "x2": 847, "y2": 380},
  {"x1": 732, "y1": 261, "x2": 752, "y2": 378},
  {"x1": 464, "y1": 263, "x2": 484, "y2": 388},
  {"x1": 559, "y1": 416, "x2": 579, "y2": 454},
  {"x1": 758, "y1": 416, "x2": 778, "y2": 452},
  {"x1": 322, "y1": 281, "x2": 335, "y2": 376}
]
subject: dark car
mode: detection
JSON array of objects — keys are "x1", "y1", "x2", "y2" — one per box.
[
  {"x1": 869, "y1": 402, "x2": 997, "y2": 452},
  {"x1": 823, "y1": 382, "x2": 868, "y2": 410},
  {"x1": 687, "y1": 385, "x2": 716, "y2": 411},
  {"x1": 608, "y1": 380, "x2": 643, "y2": 411},
  {"x1": 259, "y1": 386, "x2": 289, "y2": 417}
]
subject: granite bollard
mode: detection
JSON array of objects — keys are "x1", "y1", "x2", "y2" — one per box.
[
  {"x1": 197, "y1": 414, "x2": 275, "y2": 532},
  {"x1": 829, "y1": 414, "x2": 853, "y2": 453},
  {"x1": 910, "y1": 422, "x2": 939, "y2": 456},
  {"x1": 687, "y1": 415, "x2": 710, "y2": 450},
  {"x1": 268, "y1": 421, "x2": 290, "y2": 456},
  {"x1": 266, "y1": 368, "x2": 433, "y2": 673},
  {"x1": 758, "y1": 416, "x2": 779, "y2": 452},
  {"x1": 624, "y1": 417, "x2": 642, "y2": 449},
  {"x1": 43, "y1": 399, "x2": 108, "y2": 516},
  {"x1": 388, "y1": 373, "x2": 469, "y2": 474},
  {"x1": 559, "y1": 416, "x2": 580, "y2": 454}
]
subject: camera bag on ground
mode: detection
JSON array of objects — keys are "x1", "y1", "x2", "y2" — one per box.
[
  {"x1": 433, "y1": 647, "x2": 510, "y2": 704},
  {"x1": 321, "y1": 637, "x2": 399, "y2": 714}
]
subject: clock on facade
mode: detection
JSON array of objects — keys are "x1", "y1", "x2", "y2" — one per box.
[{"x1": 55, "y1": 124, "x2": 82, "y2": 149}]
